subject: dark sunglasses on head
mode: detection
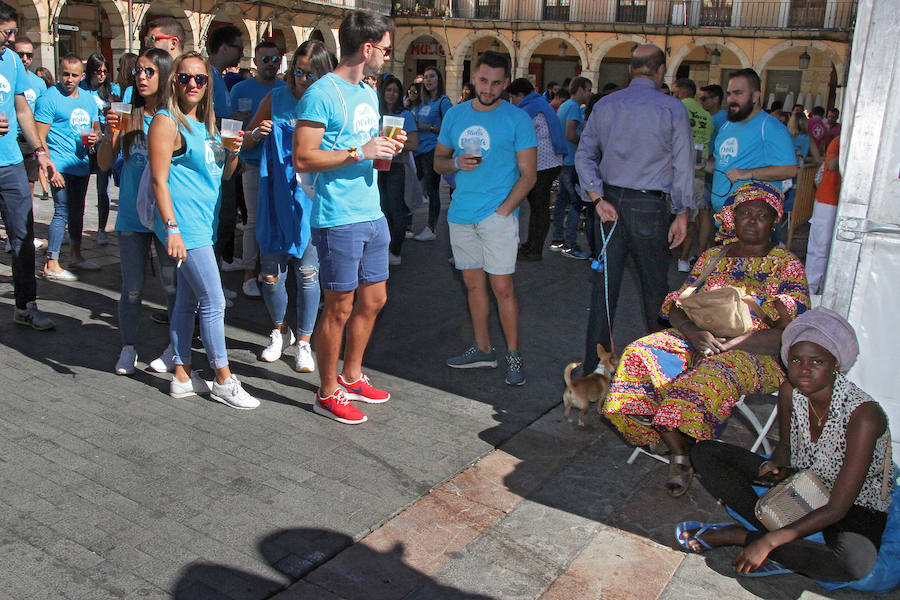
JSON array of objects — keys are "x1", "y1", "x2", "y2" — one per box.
[
  {"x1": 17, "y1": 51, "x2": 33, "y2": 59},
  {"x1": 175, "y1": 72, "x2": 209, "y2": 87},
  {"x1": 293, "y1": 68, "x2": 318, "y2": 83},
  {"x1": 259, "y1": 55, "x2": 280, "y2": 64},
  {"x1": 132, "y1": 66, "x2": 156, "y2": 79}
]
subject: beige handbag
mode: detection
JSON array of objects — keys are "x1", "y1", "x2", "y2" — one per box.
[
  {"x1": 676, "y1": 249, "x2": 768, "y2": 338},
  {"x1": 755, "y1": 470, "x2": 830, "y2": 530}
]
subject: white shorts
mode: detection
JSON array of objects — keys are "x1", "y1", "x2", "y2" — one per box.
[{"x1": 449, "y1": 211, "x2": 519, "y2": 275}]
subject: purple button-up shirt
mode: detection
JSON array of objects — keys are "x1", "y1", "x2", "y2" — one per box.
[{"x1": 574, "y1": 77, "x2": 695, "y2": 214}]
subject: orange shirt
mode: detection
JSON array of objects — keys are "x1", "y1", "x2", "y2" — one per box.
[{"x1": 816, "y1": 136, "x2": 841, "y2": 206}]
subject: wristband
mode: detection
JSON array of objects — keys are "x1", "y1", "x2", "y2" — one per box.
[
  {"x1": 357, "y1": 146, "x2": 364, "y2": 162},
  {"x1": 166, "y1": 227, "x2": 180, "y2": 236},
  {"x1": 251, "y1": 127, "x2": 262, "y2": 142},
  {"x1": 454, "y1": 156, "x2": 459, "y2": 171}
]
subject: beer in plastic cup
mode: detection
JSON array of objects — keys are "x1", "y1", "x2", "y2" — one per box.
[
  {"x1": 110, "y1": 102, "x2": 132, "y2": 132},
  {"x1": 80, "y1": 125, "x2": 93, "y2": 146},
  {"x1": 0, "y1": 110, "x2": 6, "y2": 137},
  {"x1": 470, "y1": 147, "x2": 483, "y2": 165},
  {"x1": 374, "y1": 115, "x2": 404, "y2": 171},
  {"x1": 220, "y1": 119, "x2": 242, "y2": 152}
]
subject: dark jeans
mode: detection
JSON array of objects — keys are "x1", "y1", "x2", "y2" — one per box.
[
  {"x1": 379, "y1": 162, "x2": 407, "y2": 256},
  {"x1": 551, "y1": 165, "x2": 582, "y2": 246},
  {"x1": 215, "y1": 174, "x2": 238, "y2": 262},
  {"x1": 48, "y1": 173, "x2": 91, "y2": 259},
  {"x1": 583, "y1": 185, "x2": 670, "y2": 372},
  {"x1": 521, "y1": 165, "x2": 560, "y2": 256},
  {"x1": 0, "y1": 162, "x2": 37, "y2": 308},
  {"x1": 415, "y1": 150, "x2": 441, "y2": 230},
  {"x1": 692, "y1": 440, "x2": 886, "y2": 582},
  {"x1": 90, "y1": 153, "x2": 112, "y2": 231}
]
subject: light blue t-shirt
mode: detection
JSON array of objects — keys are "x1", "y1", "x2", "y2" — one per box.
[
  {"x1": 121, "y1": 86, "x2": 133, "y2": 104},
  {"x1": 712, "y1": 110, "x2": 796, "y2": 212},
  {"x1": 23, "y1": 71, "x2": 46, "y2": 112},
  {"x1": 230, "y1": 77, "x2": 286, "y2": 166},
  {"x1": 115, "y1": 113, "x2": 154, "y2": 232},
  {"x1": 211, "y1": 68, "x2": 232, "y2": 119},
  {"x1": 438, "y1": 100, "x2": 538, "y2": 225},
  {"x1": 792, "y1": 133, "x2": 810, "y2": 164},
  {"x1": 0, "y1": 48, "x2": 29, "y2": 167},
  {"x1": 557, "y1": 98, "x2": 584, "y2": 166},
  {"x1": 34, "y1": 85, "x2": 100, "y2": 176},
  {"x1": 152, "y1": 110, "x2": 225, "y2": 249},
  {"x1": 413, "y1": 94, "x2": 452, "y2": 155},
  {"x1": 710, "y1": 108, "x2": 728, "y2": 155},
  {"x1": 297, "y1": 73, "x2": 382, "y2": 229},
  {"x1": 79, "y1": 81, "x2": 121, "y2": 128}
]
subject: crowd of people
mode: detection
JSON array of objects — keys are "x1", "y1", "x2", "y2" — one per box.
[{"x1": 0, "y1": 1, "x2": 890, "y2": 584}]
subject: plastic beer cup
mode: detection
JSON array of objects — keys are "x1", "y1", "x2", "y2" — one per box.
[
  {"x1": 374, "y1": 115, "x2": 404, "y2": 171},
  {"x1": 220, "y1": 119, "x2": 242, "y2": 152},
  {"x1": 110, "y1": 102, "x2": 132, "y2": 132}
]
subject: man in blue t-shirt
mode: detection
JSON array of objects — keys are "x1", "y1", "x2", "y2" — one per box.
[
  {"x1": 711, "y1": 69, "x2": 797, "y2": 212},
  {"x1": 435, "y1": 51, "x2": 538, "y2": 386},
  {"x1": 35, "y1": 54, "x2": 100, "y2": 280},
  {"x1": 294, "y1": 10, "x2": 404, "y2": 425},
  {"x1": 552, "y1": 76, "x2": 592, "y2": 258},
  {"x1": 0, "y1": 6, "x2": 63, "y2": 330},
  {"x1": 12, "y1": 36, "x2": 47, "y2": 192},
  {"x1": 229, "y1": 40, "x2": 286, "y2": 297}
]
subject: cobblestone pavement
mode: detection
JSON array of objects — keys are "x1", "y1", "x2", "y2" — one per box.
[{"x1": 0, "y1": 178, "x2": 893, "y2": 599}]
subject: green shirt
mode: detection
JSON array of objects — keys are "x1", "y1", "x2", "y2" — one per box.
[{"x1": 682, "y1": 97, "x2": 712, "y2": 172}]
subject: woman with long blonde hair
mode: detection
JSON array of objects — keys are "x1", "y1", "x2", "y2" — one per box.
[{"x1": 148, "y1": 51, "x2": 258, "y2": 409}]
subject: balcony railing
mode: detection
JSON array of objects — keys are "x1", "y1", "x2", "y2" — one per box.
[
  {"x1": 308, "y1": 0, "x2": 392, "y2": 14},
  {"x1": 434, "y1": 0, "x2": 856, "y2": 30}
]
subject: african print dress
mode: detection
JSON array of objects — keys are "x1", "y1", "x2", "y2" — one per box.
[{"x1": 603, "y1": 245, "x2": 810, "y2": 446}]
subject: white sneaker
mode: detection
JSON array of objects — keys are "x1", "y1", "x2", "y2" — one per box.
[
  {"x1": 414, "y1": 227, "x2": 436, "y2": 241},
  {"x1": 169, "y1": 371, "x2": 211, "y2": 398},
  {"x1": 115, "y1": 345, "x2": 137, "y2": 375},
  {"x1": 222, "y1": 287, "x2": 238, "y2": 300},
  {"x1": 294, "y1": 341, "x2": 315, "y2": 373},
  {"x1": 677, "y1": 259, "x2": 692, "y2": 273},
  {"x1": 149, "y1": 344, "x2": 175, "y2": 373},
  {"x1": 389, "y1": 253, "x2": 401, "y2": 266},
  {"x1": 242, "y1": 278, "x2": 261, "y2": 298},
  {"x1": 211, "y1": 375, "x2": 260, "y2": 410},
  {"x1": 220, "y1": 259, "x2": 245, "y2": 272},
  {"x1": 404, "y1": 230, "x2": 415, "y2": 239},
  {"x1": 260, "y1": 328, "x2": 296, "y2": 362}
]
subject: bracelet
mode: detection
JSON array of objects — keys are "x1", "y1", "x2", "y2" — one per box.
[
  {"x1": 592, "y1": 196, "x2": 604, "y2": 206},
  {"x1": 251, "y1": 127, "x2": 262, "y2": 142},
  {"x1": 166, "y1": 227, "x2": 180, "y2": 235},
  {"x1": 454, "y1": 156, "x2": 459, "y2": 171}
]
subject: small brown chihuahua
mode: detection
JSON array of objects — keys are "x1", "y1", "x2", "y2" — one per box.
[{"x1": 562, "y1": 345, "x2": 618, "y2": 426}]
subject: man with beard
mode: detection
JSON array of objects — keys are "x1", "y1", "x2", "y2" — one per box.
[
  {"x1": 293, "y1": 10, "x2": 404, "y2": 424},
  {"x1": 434, "y1": 51, "x2": 537, "y2": 386},
  {"x1": 710, "y1": 68, "x2": 796, "y2": 212}
]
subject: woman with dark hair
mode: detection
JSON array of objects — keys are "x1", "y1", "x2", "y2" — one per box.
[
  {"x1": 378, "y1": 75, "x2": 418, "y2": 265},
  {"x1": 242, "y1": 40, "x2": 336, "y2": 371},
  {"x1": 411, "y1": 65, "x2": 452, "y2": 241},
  {"x1": 98, "y1": 48, "x2": 177, "y2": 376},
  {"x1": 116, "y1": 52, "x2": 138, "y2": 103},
  {"x1": 35, "y1": 67, "x2": 54, "y2": 89},
  {"x1": 404, "y1": 81, "x2": 421, "y2": 111},
  {"x1": 81, "y1": 52, "x2": 120, "y2": 245},
  {"x1": 148, "y1": 52, "x2": 257, "y2": 409}
]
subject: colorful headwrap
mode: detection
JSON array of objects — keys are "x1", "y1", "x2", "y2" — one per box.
[{"x1": 715, "y1": 181, "x2": 784, "y2": 244}]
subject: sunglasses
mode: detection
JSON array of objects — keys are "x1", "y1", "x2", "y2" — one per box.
[
  {"x1": 132, "y1": 66, "x2": 156, "y2": 79},
  {"x1": 370, "y1": 43, "x2": 392, "y2": 58},
  {"x1": 17, "y1": 51, "x2": 33, "y2": 59},
  {"x1": 293, "y1": 68, "x2": 318, "y2": 83},
  {"x1": 259, "y1": 55, "x2": 280, "y2": 64},
  {"x1": 1, "y1": 28, "x2": 17, "y2": 39},
  {"x1": 145, "y1": 34, "x2": 178, "y2": 46},
  {"x1": 94, "y1": 68, "x2": 108, "y2": 74},
  {"x1": 175, "y1": 72, "x2": 209, "y2": 87}
]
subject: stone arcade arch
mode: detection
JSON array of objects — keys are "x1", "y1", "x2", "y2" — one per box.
[
  {"x1": 666, "y1": 37, "x2": 752, "y2": 82},
  {"x1": 516, "y1": 31, "x2": 589, "y2": 81},
  {"x1": 445, "y1": 31, "x2": 516, "y2": 102}
]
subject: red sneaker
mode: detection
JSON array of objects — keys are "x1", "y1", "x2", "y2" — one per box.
[
  {"x1": 314, "y1": 388, "x2": 368, "y2": 424},
  {"x1": 337, "y1": 373, "x2": 391, "y2": 403}
]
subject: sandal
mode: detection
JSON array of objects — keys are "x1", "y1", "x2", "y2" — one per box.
[
  {"x1": 666, "y1": 454, "x2": 694, "y2": 497},
  {"x1": 675, "y1": 521, "x2": 733, "y2": 553}
]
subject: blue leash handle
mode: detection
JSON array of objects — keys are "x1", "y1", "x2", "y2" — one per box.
[{"x1": 591, "y1": 219, "x2": 617, "y2": 354}]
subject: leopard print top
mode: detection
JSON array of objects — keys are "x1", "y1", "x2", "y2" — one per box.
[{"x1": 790, "y1": 373, "x2": 894, "y2": 513}]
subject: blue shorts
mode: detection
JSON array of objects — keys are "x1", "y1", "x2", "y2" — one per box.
[{"x1": 311, "y1": 217, "x2": 390, "y2": 292}]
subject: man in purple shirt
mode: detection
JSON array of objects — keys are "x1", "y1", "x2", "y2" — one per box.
[{"x1": 575, "y1": 44, "x2": 693, "y2": 373}]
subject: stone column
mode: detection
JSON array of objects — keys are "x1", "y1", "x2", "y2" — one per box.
[{"x1": 445, "y1": 63, "x2": 464, "y2": 105}]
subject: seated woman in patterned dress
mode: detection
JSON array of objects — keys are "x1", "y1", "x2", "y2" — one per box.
[{"x1": 603, "y1": 182, "x2": 810, "y2": 497}]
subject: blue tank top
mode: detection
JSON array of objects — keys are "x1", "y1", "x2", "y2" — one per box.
[
  {"x1": 152, "y1": 109, "x2": 225, "y2": 249},
  {"x1": 115, "y1": 111, "x2": 153, "y2": 232}
]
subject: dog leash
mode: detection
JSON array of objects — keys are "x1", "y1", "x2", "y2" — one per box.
[{"x1": 591, "y1": 219, "x2": 618, "y2": 355}]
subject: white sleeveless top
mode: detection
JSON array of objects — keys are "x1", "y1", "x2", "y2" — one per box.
[{"x1": 790, "y1": 373, "x2": 893, "y2": 513}]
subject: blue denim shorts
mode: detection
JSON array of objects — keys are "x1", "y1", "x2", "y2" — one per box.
[{"x1": 311, "y1": 217, "x2": 390, "y2": 291}]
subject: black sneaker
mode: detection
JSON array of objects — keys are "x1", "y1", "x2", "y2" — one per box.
[{"x1": 549, "y1": 240, "x2": 565, "y2": 252}]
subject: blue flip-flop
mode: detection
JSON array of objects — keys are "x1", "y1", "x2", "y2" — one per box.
[
  {"x1": 740, "y1": 559, "x2": 792, "y2": 577},
  {"x1": 675, "y1": 521, "x2": 735, "y2": 552}
]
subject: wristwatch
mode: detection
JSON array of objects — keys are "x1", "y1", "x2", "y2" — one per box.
[
  {"x1": 165, "y1": 219, "x2": 178, "y2": 230},
  {"x1": 34, "y1": 146, "x2": 47, "y2": 156},
  {"x1": 348, "y1": 146, "x2": 361, "y2": 162}
]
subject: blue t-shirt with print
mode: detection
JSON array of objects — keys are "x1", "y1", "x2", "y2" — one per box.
[
  {"x1": 712, "y1": 110, "x2": 796, "y2": 212},
  {"x1": 557, "y1": 98, "x2": 584, "y2": 166},
  {"x1": 413, "y1": 94, "x2": 452, "y2": 155},
  {"x1": 22, "y1": 70, "x2": 46, "y2": 112},
  {"x1": 152, "y1": 110, "x2": 225, "y2": 249},
  {"x1": 34, "y1": 85, "x2": 99, "y2": 176},
  {"x1": 115, "y1": 113, "x2": 154, "y2": 232},
  {"x1": 0, "y1": 48, "x2": 29, "y2": 167},
  {"x1": 297, "y1": 73, "x2": 381, "y2": 229},
  {"x1": 211, "y1": 68, "x2": 232, "y2": 119},
  {"x1": 230, "y1": 77, "x2": 286, "y2": 166},
  {"x1": 79, "y1": 81, "x2": 121, "y2": 128},
  {"x1": 438, "y1": 100, "x2": 538, "y2": 225}
]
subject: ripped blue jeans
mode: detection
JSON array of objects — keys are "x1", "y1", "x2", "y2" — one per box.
[
  {"x1": 117, "y1": 230, "x2": 177, "y2": 347},
  {"x1": 260, "y1": 243, "x2": 320, "y2": 337}
]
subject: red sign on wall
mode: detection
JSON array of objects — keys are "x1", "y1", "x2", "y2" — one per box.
[{"x1": 409, "y1": 41, "x2": 445, "y2": 57}]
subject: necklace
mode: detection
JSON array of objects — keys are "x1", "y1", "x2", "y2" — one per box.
[{"x1": 808, "y1": 401, "x2": 829, "y2": 427}]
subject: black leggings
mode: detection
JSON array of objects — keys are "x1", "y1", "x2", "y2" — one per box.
[{"x1": 691, "y1": 440, "x2": 886, "y2": 582}]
